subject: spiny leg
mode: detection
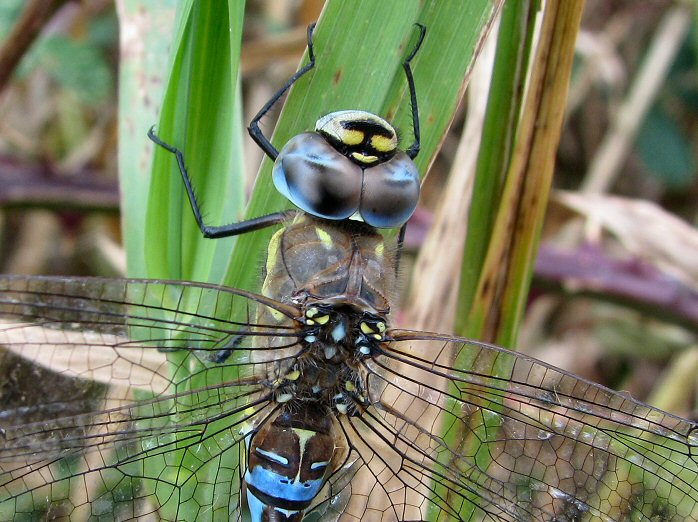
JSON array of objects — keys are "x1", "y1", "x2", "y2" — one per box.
[
  {"x1": 396, "y1": 23, "x2": 426, "y2": 273},
  {"x1": 404, "y1": 23, "x2": 426, "y2": 161},
  {"x1": 148, "y1": 127, "x2": 295, "y2": 239},
  {"x1": 247, "y1": 22, "x2": 317, "y2": 161}
]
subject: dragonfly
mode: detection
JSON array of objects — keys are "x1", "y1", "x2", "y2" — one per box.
[{"x1": 1, "y1": 23, "x2": 698, "y2": 522}]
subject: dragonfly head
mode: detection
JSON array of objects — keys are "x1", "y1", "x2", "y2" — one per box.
[{"x1": 271, "y1": 110, "x2": 420, "y2": 228}]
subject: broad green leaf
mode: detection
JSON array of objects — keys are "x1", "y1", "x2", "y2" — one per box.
[
  {"x1": 146, "y1": 1, "x2": 244, "y2": 283},
  {"x1": 122, "y1": 3, "x2": 245, "y2": 519}
]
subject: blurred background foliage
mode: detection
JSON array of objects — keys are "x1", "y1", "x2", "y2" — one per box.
[{"x1": 0, "y1": 0, "x2": 696, "y2": 418}]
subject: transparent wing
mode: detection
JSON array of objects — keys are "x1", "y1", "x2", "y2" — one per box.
[
  {"x1": 0, "y1": 275, "x2": 300, "y2": 522},
  {"x1": 322, "y1": 330, "x2": 698, "y2": 521},
  {"x1": 2, "y1": 276, "x2": 698, "y2": 522}
]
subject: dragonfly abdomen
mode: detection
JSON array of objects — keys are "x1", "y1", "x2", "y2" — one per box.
[{"x1": 245, "y1": 406, "x2": 344, "y2": 522}]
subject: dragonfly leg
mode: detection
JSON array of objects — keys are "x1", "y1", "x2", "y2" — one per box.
[
  {"x1": 394, "y1": 24, "x2": 425, "y2": 272},
  {"x1": 404, "y1": 23, "x2": 426, "y2": 160},
  {"x1": 394, "y1": 223, "x2": 407, "y2": 277},
  {"x1": 247, "y1": 22, "x2": 318, "y2": 161},
  {"x1": 148, "y1": 127, "x2": 296, "y2": 239}
]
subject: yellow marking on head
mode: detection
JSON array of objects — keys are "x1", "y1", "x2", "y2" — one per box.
[
  {"x1": 351, "y1": 152, "x2": 378, "y2": 164},
  {"x1": 341, "y1": 129, "x2": 364, "y2": 146},
  {"x1": 370, "y1": 134, "x2": 396, "y2": 153},
  {"x1": 306, "y1": 307, "x2": 319, "y2": 318},
  {"x1": 373, "y1": 333, "x2": 382, "y2": 340},
  {"x1": 376, "y1": 322, "x2": 386, "y2": 333},
  {"x1": 345, "y1": 381, "x2": 356, "y2": 392},
  {"x1": 315, "y1": 227, "x2": 333, "y2": 248},
  {"x1": 314, "y1": 314, "x2": 330, "y2": 325}
]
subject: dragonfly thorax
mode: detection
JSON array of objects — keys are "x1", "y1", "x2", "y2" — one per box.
[
  {"x1": 271, "y1": 303, "x2": 384, "y2": 417},
  {"x1": 243, "y1": 215, "x2": 392, "y2": 519},
  {"x1": 261, "y1": 216, "x2": 392, "y2": 417},
  {"x1": 262, "y1": 215, "x2": 395, "y2": 315}
]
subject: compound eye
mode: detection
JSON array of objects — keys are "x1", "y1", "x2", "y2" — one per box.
[
  {"x1": 360, "y1": 151, "x2": 420, "y2": 228},
  {"x1": 273, "y1": 133, "x2": 362, "y2": 220}
]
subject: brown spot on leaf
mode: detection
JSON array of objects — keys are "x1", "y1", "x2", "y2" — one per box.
[
  {"x1": 333, "y1": 68, "x2": 343, "y2": 85},
  {"x1": 480, "y1": 275, "x2": 492, "y2": 297}
]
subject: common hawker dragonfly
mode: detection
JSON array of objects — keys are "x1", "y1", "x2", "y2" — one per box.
[{"x1": 1, "y1": 22, "x2": 697, "y2": 522}]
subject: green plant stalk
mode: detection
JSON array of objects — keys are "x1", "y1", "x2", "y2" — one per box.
[
  {"x1": 456, "y1": 0, "x2": 537, "y2": 338},
  {"x1": 478, "y1": 0, "x2": 583, "y2": 351},
  {"x1": 445, "y1": 1, "x2": 585, "y2": 519},
  {"x1": 146, "y1": 1, "x2": 243, "y2": 284},
  {"x1": 430, "y1": 2, "x2": 538, "y2": 517}
]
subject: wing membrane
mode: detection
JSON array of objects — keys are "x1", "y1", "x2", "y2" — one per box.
[
  {"x1": 0, "y1": 276, "x2": 296, "y2": 521},
  {"x1": 336, "y1": 330, "x2": 698, "y2": 521},
  {"x1": 1, "y1": 276, "x2": 697, "y2": 521}
]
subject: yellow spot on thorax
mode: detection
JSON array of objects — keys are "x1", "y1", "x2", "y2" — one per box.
[
  {"x1": 315, "y1": 227, "x2": 333, "y2": 248},
  {"x1": 360, "y1": 322, "x2": 374, "y2": 335},
  {"x1": 374, "y1": 242, "x2": 384, "y2": 259},
  {"x1": 285, "y1": 370, "x2": 300, "y2": 381},
  {"x1": 261, "y1": 228, "x2": 287, "y2": 323},
  {"x1": 264, "y1": 228, "x2": 284, "y2": 278}
]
